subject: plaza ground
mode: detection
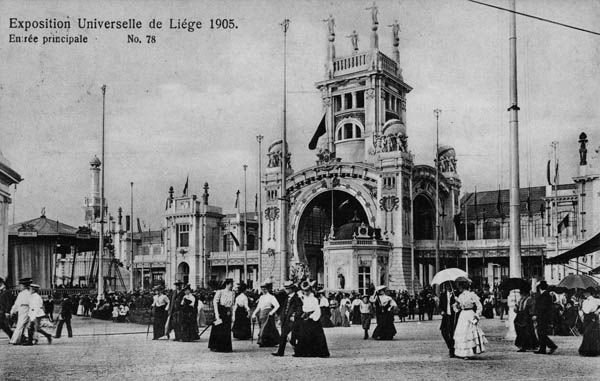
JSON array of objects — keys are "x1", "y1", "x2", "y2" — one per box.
[{"x1": 1, "y1": 316, "x2": 598, "y2": 380}]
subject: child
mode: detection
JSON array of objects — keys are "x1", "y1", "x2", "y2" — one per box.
[{"x1": 359, "y1": 295, "x2": 372, "y2": 339}]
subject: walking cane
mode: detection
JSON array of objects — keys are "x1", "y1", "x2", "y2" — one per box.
[
  {"x1": 146, "y1": 314, "x2": 152, "y2": 340},
  {"x1": 251, "y1": 318, "x2": 256, "y2": 344},
  {"x1": 198, "y1": 323, "x2": 212, "y2": 339}
]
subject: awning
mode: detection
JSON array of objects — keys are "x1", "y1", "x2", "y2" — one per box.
[{"x1": 546, "y1": 231, "x2": 600, "y2": 264}]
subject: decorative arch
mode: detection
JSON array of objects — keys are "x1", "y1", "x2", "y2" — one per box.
[
  {"x1": 177, "y1": 262, "x2": 190, "y2": 284},
  {"x1": 335, "y1": 117, "x2": 364, "y2": 141}
]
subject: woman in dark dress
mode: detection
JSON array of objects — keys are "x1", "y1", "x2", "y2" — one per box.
[
  {"x1": 294, "y1": 280, "x2": 330, "y2": 358},
  {"x1": 318, "y1": 291, "x2": 334, "y2": 328},
  {"x1": 579, "y1": 288, "x2": 600, "y2": 357},
  {"x1": 180, "y1": 286, "x2": 199, "y2": 342},
  {"x1": 231, "y1": 283, "x2": 252, "y2": 340},
  {"x1": 151, "y1": 286, "x2": 169, "y2": 340},
  {"x1": 251, "y1": 282, "x2": 281, "y2": 347},
  {"x1": 514, "y1": 288, "x2": 538, "y2": 352},
  {"x1": 208, "y1": 278, "x2": 235, "y2": 352},
  {"x1": 370, "y1": 285, "x2": 397, "y2": 340}
]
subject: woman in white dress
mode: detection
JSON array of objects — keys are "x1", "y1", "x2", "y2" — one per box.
[
  {"x1": 453, "y1": 280, "x2": 487, "y2": 359},
  {"x1": 251, "y1": 282, "x2": 280, "y2": 347}
]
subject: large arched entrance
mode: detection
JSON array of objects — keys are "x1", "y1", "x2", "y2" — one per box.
[
  {"x1": 413, "y1": 194, "x2": 434, "y2": 239},
  {"x1": 297, "y1": 190, "x2": 368, "y2": 284},
  {"x1": 177, "y1": 262, "x2": 189, "y2": 284}
]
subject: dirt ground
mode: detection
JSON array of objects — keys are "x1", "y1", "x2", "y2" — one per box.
[{"x1": 1, "y1": 316, "x2": 598, "y2": 380}]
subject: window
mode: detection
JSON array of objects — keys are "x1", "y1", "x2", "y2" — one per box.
[
  {"x1": 246, "y1": 234, "x2": 256, "y2": 250},
  {"x1": 333, "y1": 95, "x2": 342, "y2": 112},
  {"x1": 358, "y1": 266, "x2": 371, "y2": 295},
  {"x1": 344, "y1": 93, "x2": 353, "y2": 109},
  {"x1": 176, "y1": 224, "x2": 190, "y2": 247},
  {"x1": 223, "y1": 233, "x2": 234, "y2": 251},
  {"x1": 344, "y1": 124, "x2": 353, "y2": 139},
  {"x1": 335, "y1": 120, "x2": 364, "y2": 142},
  {"x1": 356, "y1": 91, "x2": 365, "y2": 108}
]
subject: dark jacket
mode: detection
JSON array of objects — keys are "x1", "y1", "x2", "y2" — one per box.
[
  {"x1": 439, "y1": 291, "x2": 456, "y2": 317},
  {"x1": 0, "y1": 287, "x2": 14, "y2": 313},
  {"x1": 60, "y1": 299, "x2": 73, "y2": 320},
  {"x1": 534, "y1": 291, "x2": 554, "y2": 324},
  {"x1": 281, "y1": 292, "x2": 303, "y2": 330}
]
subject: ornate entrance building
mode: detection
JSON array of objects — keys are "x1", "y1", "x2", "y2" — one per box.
[{"x1": 259, "y1": 8, "x2": 461, "y2": 291}]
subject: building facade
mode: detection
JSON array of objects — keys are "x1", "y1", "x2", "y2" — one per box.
[{"x1": 0, "y1": 149, "x2": 22, "y2": 280}]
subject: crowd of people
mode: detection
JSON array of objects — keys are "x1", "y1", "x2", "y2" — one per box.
[{"x1": 1, "y1": 274, "x2": 598, "y2": 359}]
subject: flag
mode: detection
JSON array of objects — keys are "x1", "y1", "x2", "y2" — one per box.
[
  {"x1": 255, "y1": 193, "x2": 258, "y2": 213},
  {"x1": 230, "y1": 232, "x2": 240, "y2": 247},
  {"x1": 547, "y1": 159, "x2": 558, "y2": 186},
  {"x1": 125, "y1": 215, "x2": 131, "y2": 232},
  {"x1": 539, "y1": 202, "x2": 545, "y2": 219},
  {"x1": 496, "y1": 188, "x2": 504, "y2": 219},
  {"x1": 474, "y1": 188, "x2": 478, "y2": 221},
  {"x1": 558, "y1": 214, "x2": 569, "y2": 233},
  {"x1": 526, "y1": 188, "x2": 532, "y2": 218},
  {"x1": 183, "y1": 175, "x2": 189, "y2": 196},
  {"x1": 234, "y1": 190, "x2": 240, "y2": 209},
  {"x1": 308, "y1": 113, "x2": 327, "y2": 150},
  {"x1": 137, "y1": 218, "x2": 142, "y2": 233}
]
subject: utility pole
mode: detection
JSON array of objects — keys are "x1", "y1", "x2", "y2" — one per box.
[
  {"x1": 508, "y1": 0, "x2": 522, "y2": 278},
  {"x1": 129, "y1": 182, "x2": 134, "y2": 292},
  {"x1": 97, "y1": 84, "x2": 106, "y2": 302},
  {"x1": 256, "y1": 135, "x2": 264, "y2": 287},
  {"x1": 243, "y1": 164, "x2": 248, "y2": 284},
  {"x1": 280, "y1": 18, "x2": 290, "y2": 285},
  {"x1": 433, "y1": 108, "x2": 441, "y2": 277}
]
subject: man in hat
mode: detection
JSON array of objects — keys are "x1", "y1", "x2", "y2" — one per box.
[
  {"x1": 533, "y1": 281, "x2": 558, "y2": 354},
  {"x1": 25, "y1": 284, "x2": 52, "y2": 345},
  {"x1": 166, "y1": 280, "x2": 185, "y2": 341},
  {"x1": 439, "y1": 282, "x2": 457, "y2": 357},
  {"x1": 10, "y1": 277, "x2": 32, "y2": 344},
  {"x1": 55, "y1": 295, "x2": 73, "y2": 339},
  {"x1": 0, "y1": 277, "x2": 15, "y2": 339},
  {"x1": 273, "y1": 281, "x2": 303, "y2": 356},
  {"x1": 369, "y1": 285, "x2": 397, "y2": 340}
]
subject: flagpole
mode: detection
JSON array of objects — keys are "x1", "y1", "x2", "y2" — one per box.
[
  {"x1": 130, "y1": 181, "x2": 134, "y2": 292},
  {"x1": 465, "y1": 193, "x2": 469, "y2": 274},
  {"x1": 97, "y1": 84, "x2": 106, "y2": 302},
  {"x1": 508, "y1": 0, "x2": 522, "y2": 278},
  {"x1": 551, "y1": 141, "x2": 559, "y2": 273},
  {"x1": 433, "y1": 108, "x2": 441, "y2": 279},
  {"x1": 280, "y1": 19, "x2": 290, "y2": 285},
  {"x1": 243, "y1": 164, "x2": 248, "y2": 284},
  {"x1": 256, "y1": 135, "x2": 264, "y2": 287},
  {"x1": 409, "y1": 153, "x2": 415, "y2": 295}
]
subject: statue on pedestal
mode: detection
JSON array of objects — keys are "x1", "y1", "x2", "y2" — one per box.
[
  {"x1": 323, "y1": 14, "x2": 335, "y2": 36},
  {"x1": 347, "y1": 30, "x2": 359, "y2": 51}
]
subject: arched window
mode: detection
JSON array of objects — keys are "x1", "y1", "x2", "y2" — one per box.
[{"x1": 335, "y1": 120, "x2": 364, "y2": 142}]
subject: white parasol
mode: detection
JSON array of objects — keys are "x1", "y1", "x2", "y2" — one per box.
[{"x1": 431, "y1": 268, "x2": 470, "y2": 285}]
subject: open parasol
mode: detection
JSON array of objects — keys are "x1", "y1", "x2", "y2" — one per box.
[
  {"x1": 431, "y1": 268, "x2": 470, "y2": 285},
  {"x1": 557, "y1": 274, "x2": 599, "y2": 290}
]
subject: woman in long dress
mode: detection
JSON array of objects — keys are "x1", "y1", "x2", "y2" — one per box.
[
  {"x1": 252, "y1": 282, "x2": 280, "y2": 347},
  {"x1": 514, "y1": 288, "x2": 538, "y2": 352},
  {"x1": 151, "y1": 286, "x2": 169, "y2": 340},
  {"x1": 453, "y1": 280, "x2": 487, "y2": 359},
  {"x1": 329, "y1": 298, "x2": 342, "y2": 326},
  {"x1": 231, "y1": 283, "x2": 252, "y2": 340},
  {"x1": 339, "y1": 294, "x2": 351, "y2": 327},
  {"x1": 294, "y1": 280, "x2": 330, "y2": 358},
  {"x1": 180, "y1": 286, "x2": 199, "y2": 342},
  {"x1": 351, "y1": 295, "x2": 362, "y2": 325},
  {"x1": 370, "y1": 286, "x2": 397, "y2": 340},
  {"x1": 208, "y1": 278, "x2": 235, "y2": 352},
  {"x1": 318, "y1": 291, "x2": 334, "y2": 328},
  {"x1": 578, "y1": 288, "x2": 600, "y2": 357}
]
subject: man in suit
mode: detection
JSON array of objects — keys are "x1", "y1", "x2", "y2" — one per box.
[
  {"x1": 533, "y1": 281, "x2": 558, "y2": 354},
  {"x1": 0, "y1": 277, "x2": 15, "y2": 339},
  {"x1": 166, "y1": 280, "x2": 185, "y2": 341},
  {"x1": 272, "y1": 280, "x2": 303, "y2": 357},
  {"x1": 55, "y1": 296, "x2": 73, "y2": 338},
  {"x1": 439, "y1": 282, "x2": 457, "y2": 357}
]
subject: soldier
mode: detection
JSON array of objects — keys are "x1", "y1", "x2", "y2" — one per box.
[
  {"x1": 0, "y1": 277, "x2": 15, "y2": 339},
  {"x1": 10, "y1": 277, "x2": 32, "y2": 345},
  {"x1": 55, "y1": 296, "x2": 73, "y2": 338},
  {"x1": 25, "y1": 284, "x2": 52, "y2": 345},
  {"x1": 272, "y1": 281, "x2": 303, "y2": 357}
]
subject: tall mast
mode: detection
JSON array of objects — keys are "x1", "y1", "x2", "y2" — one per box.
[
  {"x1": 243, "y1": 164, "x2": 248, "y2": 283},
  {"x1": 256, "y1": 135, "x2": 264, "y2": 287},
  {"x1": 280, "y1": 19, "x2": 290, "y2": 284},
  {"x1": 130, "y1": 181, "x2": 134, "y2": 292},
  {"x1": 508, "y1": 0, "x2": 522, "y2": 278},
  {"x1": 433, "y1": 108, "x2": 441, "y2": 277},
  {"x1": 97, "y1": 85, "x2": 106, "y2": 301}
]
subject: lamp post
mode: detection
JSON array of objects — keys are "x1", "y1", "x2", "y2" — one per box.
[
  {"x1": 280, "y1": 18, "x2": 290, "y2": 285},
  {"x1": 433, "y1": 108, "x2": 441, "y2": 277}
]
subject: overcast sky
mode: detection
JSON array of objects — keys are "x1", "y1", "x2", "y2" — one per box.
[{"x1": 1, "y1": 0, "x2": 599, "y2": 229}]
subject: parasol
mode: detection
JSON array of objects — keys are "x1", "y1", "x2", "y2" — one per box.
[
  {"x1": 499, "y1": 278, "x2": 530, "y2": 291},
  {"x1": 431, "y1": 268, "x2": 470, "y2": 285},
  {"x1": 557, "y1": 274, "x2": 599, "y2": 290}
]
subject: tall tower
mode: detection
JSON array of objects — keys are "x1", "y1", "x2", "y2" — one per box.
[{"x1": 84, "y1": 156, "x2": 106, "y2": 231}]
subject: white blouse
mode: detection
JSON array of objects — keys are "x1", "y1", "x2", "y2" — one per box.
[
  {"x1": 235, "y1": 293, "x2": 250, "y2": 310},
  {"x1": 252, "y1": 293, "x2": 280, "y2": 318},
  {"x1": 455, "y1": 290, "x2": 483, "y2": 317},
  {"x1": 152, "y1": 294, "x2": 169, "y2": 308},
  {"x1": 581, "y1": 296, "x2": 600, "y2": 314},
  {"x1": 301, "y1": 293, "x2": 321, "y2": 321}
]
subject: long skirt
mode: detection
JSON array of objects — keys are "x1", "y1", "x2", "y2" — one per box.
[
  {"x1": 579, "y1": 313, "x2": 600, "y2": 357},
  {"x1": 331, "y1": 307, "x2": 343, "y2": 326},
  {"x1": 257, "y1": 307, "x2": 280, "y2": 347},
  {"x1": 294, "y1": 318, "x2": 330, "y2": 357},
  {"x1": 453, "y1": 310, "x2": 487, "y2": 358},
  {"x1": 352, "y1": 306, "x2": 362, "y2": 325},
  {"x1": 514, "y1": 311, "x2": 538, "y2": 350},
  {"x1": 208, "y1": 305, "x2": 233, "y2": 352},
  {"x1": 340, "y1": 305, "x2": 350, "y2": 327},
  {"x1": 372, "y1": 310, "x2": 396, "y2": 340},
  {"x1": 180, "y1": 307, "x2": 199, "y2": 342},
  {"x1": 361, "y1": 313, "x2": 371, "y2": 330},
  {"x1": 232, "y1": 307, "x2": 252, "y2": 340},
  {"x1": 77, "y1": 304, "x2": 85, "y2": 316},
  {"x1": 320, "y1": 307, "x2": 334, "y2": 328},
  {"x1": 197, "y1": 308, "x2": 206, "y2": 327},
  {"x1": 153, "y1": 305, "x2": 168, "y2": 339}
]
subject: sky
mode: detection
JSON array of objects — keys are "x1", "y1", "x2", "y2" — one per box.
[{"x1": 1, "y1": 0, "x2": 599, "y2": 229}]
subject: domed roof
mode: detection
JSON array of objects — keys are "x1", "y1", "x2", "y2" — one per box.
[
  {"x1": 268, "y1": 140, "x2": 289, "y2": 154},
  {"x1": 382, "y1": 119, "x2": 406, "y2": 136},
  {"x1": 437, "y1": 145, "x2": 455, "y2": 158},
  {"x1": 90, "y1": 156, "x2": 101, "y2": 167},
  {"x1": 335, "y1": 214, "x2": 375, "y2": 240}
]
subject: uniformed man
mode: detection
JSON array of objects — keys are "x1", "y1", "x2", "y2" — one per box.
[
  {"x1": 272, "y1": 280, "x2": 303, "y2": 357},
  {"x1": 10, "y1": 277, "x2": 32, "y2": 345},
  {"x1": 25, "y1": 284, "x2": 52, "y2": 345},
  {"x1": 0, "y1": 277, "x2": 15, "y2": 339}
]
